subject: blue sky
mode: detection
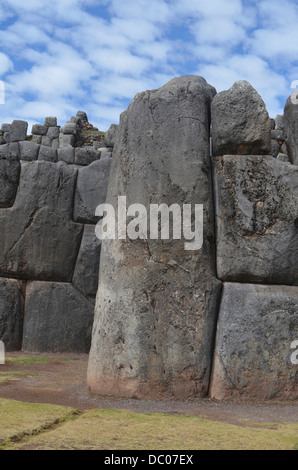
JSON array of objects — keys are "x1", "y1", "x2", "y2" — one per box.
[{"x1": 0, "y1": 0, "x2": 298, "y2": 132}]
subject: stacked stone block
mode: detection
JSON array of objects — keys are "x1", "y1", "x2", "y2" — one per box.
[
  {"x1": 210, "y1": 81, "x2": 298, "y2": 400},
  {"x1": 87, "y1": 78, "x2": 297, "y2": 401},
  {"x1": 0, "y1": 113, "x2": 112, "y2": 353}
]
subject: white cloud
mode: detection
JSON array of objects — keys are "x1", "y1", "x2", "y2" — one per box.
[
  {"x1": 0, "y1": 53, "x2": 13, "y2": 76},
  {"x1": 198, "y1": 54, "x2": 289, "y2": 116},
  {"x1": 0, "y1": 0, "x2": 296, "y2": 132}
]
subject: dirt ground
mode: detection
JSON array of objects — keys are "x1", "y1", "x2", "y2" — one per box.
[{"x1": 0, "y1": 351, "x2": 297, "y2": 427}]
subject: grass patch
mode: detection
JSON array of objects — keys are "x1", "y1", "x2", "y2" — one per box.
[
  {"x1": 4, "y1": 408, "x2": 298, "y2": 451},
  {"x1": 0, "y1": 398, "x2": 78, "y2": 449},
  {"x1": 5, "y1": 356, "x2": 52, "y2": 366}
]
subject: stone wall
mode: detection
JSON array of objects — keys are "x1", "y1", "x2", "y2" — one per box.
[
  {"x1": 0, "y1": 111, "x2": 113, "y2": 352},
  {"x1": 88, "y1": 78, "x2": 298, "y2": 401},
  {"x1": 1, "y1": 78, "x2": 297, "y2": 401}
]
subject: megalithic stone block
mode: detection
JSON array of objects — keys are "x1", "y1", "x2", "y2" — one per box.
[
  {"x1": 284, "y1": 94, "x2": 298, "y2": 165},
  {"x1": 0, "y1": 161, "x2": 83, "y2": 281},
  {"x1": 22, "y1": 281, "x2": 94, "y2": 353},
  {"x1": 211, "y1": 81, "x2": 271, "y2": 156},
  {"x1": 0, "y1": 149, "x2": 21, "y2": 207},
  {"x1": 213, "y1": 155, "x2": 298, "y2": 285},
  {"x1": 87, "y1": 76, "x2": 222, "y2": 400},
  {"x1": 0, "y1": 278, "x2": 25, "y2": 351},
  {"x1": 209, "y1": 283, "x2": 298, "y2": 400}
]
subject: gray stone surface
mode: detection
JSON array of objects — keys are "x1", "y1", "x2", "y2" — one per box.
[
  {"x1": 22, "y1": 281, "x2": 94, "y2": 353},
  {"x1": 74, "y1": 146, "x2": 100, "y2": 166},
  {"x1": 19, "y1": 141, "x2": 40, "y2": 161},
  {"x1": 38, "y1": 145, "x2": 57, "y2": 162},
  {"x1": 76, "y1": 111, "x2": 88, "y2": 122},
  {"x1": 209, "y1": 283, "x2": 298, "y2": 400},
  {"x1": 211, "y1": 81, "x2": 271, "y2": 155},
  {"x1": 74, "y1": 158, "x2": 112, "y2": 224},
  {"x1": 57, "y1": 145, "x2": 74, "y2": 164},
  {"x1": 1, "y1": 124, "x2": 10, "y2": 132},
  {"x1": 10, "y1": 120, "x2": 28, "y2": 143},
  {"x1": 275, "y1": 114, "x2": 284, "y2": 129},
  {"x1": 270, "y1": 139, "x2": 280, "y2": 157},
  {"x1": 284, "y1": 95, "x2": 298, "y2": 165},
  {"x1": 44, "y1": 117, "x2": 57, "y2": 127},
  {"x1": 47, "y1": 126, "x2": 60, "y2": 139},
  {"x1": 0, "y1": 149, "x2": 21, "y2": 207},
  {"x1": 0, "y1": 161, "x2": 83, "y2": 281},
  {"x1": 271, "y1": 129, "x2": 286, "y2": 141},
  {"x1": 104, "y1": 123, "x2": 119, "y2": 147},
  {"x1": 41, "y1": 136, "x2": 52, "y2": 147},
  {"x1": 62, "y1": 122, "x2": 78, "y2": 135},
  {"x1": 213, "y1": 154, "x2": 298, "y2": 284},
  {"x1": 31, "y1": 135, "x2": 42, "y2": 145},
  {"x1": 88, "y1": 75, "x2": 222, "y2": 400},
  {"x1": 72, "y1": 225, "x2": 101, "y2": 303},
  {"x1": 32, "y1": 124, "x2": 48, "y2": 136},
  {"x1": 0, "y1": 278, "x2": 25, "y2": 351},
  {"x1": 59, "y1": 133, "x2": 75, "y2": 148}
]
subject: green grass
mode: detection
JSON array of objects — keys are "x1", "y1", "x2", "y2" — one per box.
[
  {"x1": 0, "y1": 398, "x2": 78, "y2": 448},
  {"x1": 1, "y1": 405, "x2": 297, "y2": 451},
  {"x1": 5, "y1": 356, "x2": 52, "y2": 366}
]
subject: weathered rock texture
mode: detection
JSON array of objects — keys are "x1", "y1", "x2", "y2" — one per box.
[
  {"x1": 87, "y1": 76, "x2": 222, "y2": 399},
  {"x1": 209, "y1": 283, "x2": 298, "y2": 400},
  {"x1": 0, "y1": 112, "x2": 111, "y2": 352},
  {"x1": 211, "y1": 81, "x2": 271, "y2": 156},
  {"x1": 1, "y1": 76, "x2": 298, "y2": 401},
  {"x1": 213, "y1": 155, "x2": 298, "y2": 285},
  {"x1": 284, "y1": 94, "x2": 298, "y2": 165}
]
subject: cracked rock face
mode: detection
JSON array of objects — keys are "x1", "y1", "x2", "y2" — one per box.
[
  {"x1": 0, "y1": 161, "x2": 83, "y2": 281},
  {"x1": 88, "y1": 76, "x2": 222, "y2": 400},
  {"x1": 0, "y1": 278, "x2": 24, "y2": 350},
  {"x1": 284, "y1": 94, "x2": 298, "y2": 165},
  {"x1": 0, "y1": 151, "x2": 21, "y2": 208},
  {"x1": 22, "y1": 281, "x2": 94, "y2": 353},
  {"x1": 213, "y1": 155, "x2": 298, "y2": 285},
  {"x1": 210, "y1": 283, "x2": 298, "y2": 400},
  {"x1": 211, "y1": 81, "x2": 271, "y2": 156}
]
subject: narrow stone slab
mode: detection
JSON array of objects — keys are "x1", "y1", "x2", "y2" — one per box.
[
  {"x1": 0, "y1": 150, "x2": 20, "y2": 207},
  {"x1": 209, "y1": 283, "x2": 298, "y2": 400},
  {"x1": 72, "y1": 225, "x2": 101, "y2": 304},
  {"x1": 284, "y1": 94, "x2": 298, "y2": 165},
  {"x1": 73, "y1": 158, "x2": 112, "y2": 224},
  {"x1": 22, "y1": 281, "x2": 94, "y2": 353},
  {"x1": 0, "y1": 278, "x2": 25, "y2": 351},
  {"x1": 88, "y1": 75, "x2": 222, "y2": 400},
  {"x1": 213, "y1": 154, "x2": 298, "y2": 285}
]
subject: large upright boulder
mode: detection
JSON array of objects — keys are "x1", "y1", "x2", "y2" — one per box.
[
  {"x1": 88, "y1": 76, "x2": 222, "y2": 399},
  {"x1": 211, "y1": 81, "x2": 271, "y2": 156},
  {"x1": 284, "y1": 94, "x2": 298, "y2": 165}
]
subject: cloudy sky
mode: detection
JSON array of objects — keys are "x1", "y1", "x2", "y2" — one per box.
[{"x1": 0, "y1": 0, "x2": 297, "y2": 132}]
